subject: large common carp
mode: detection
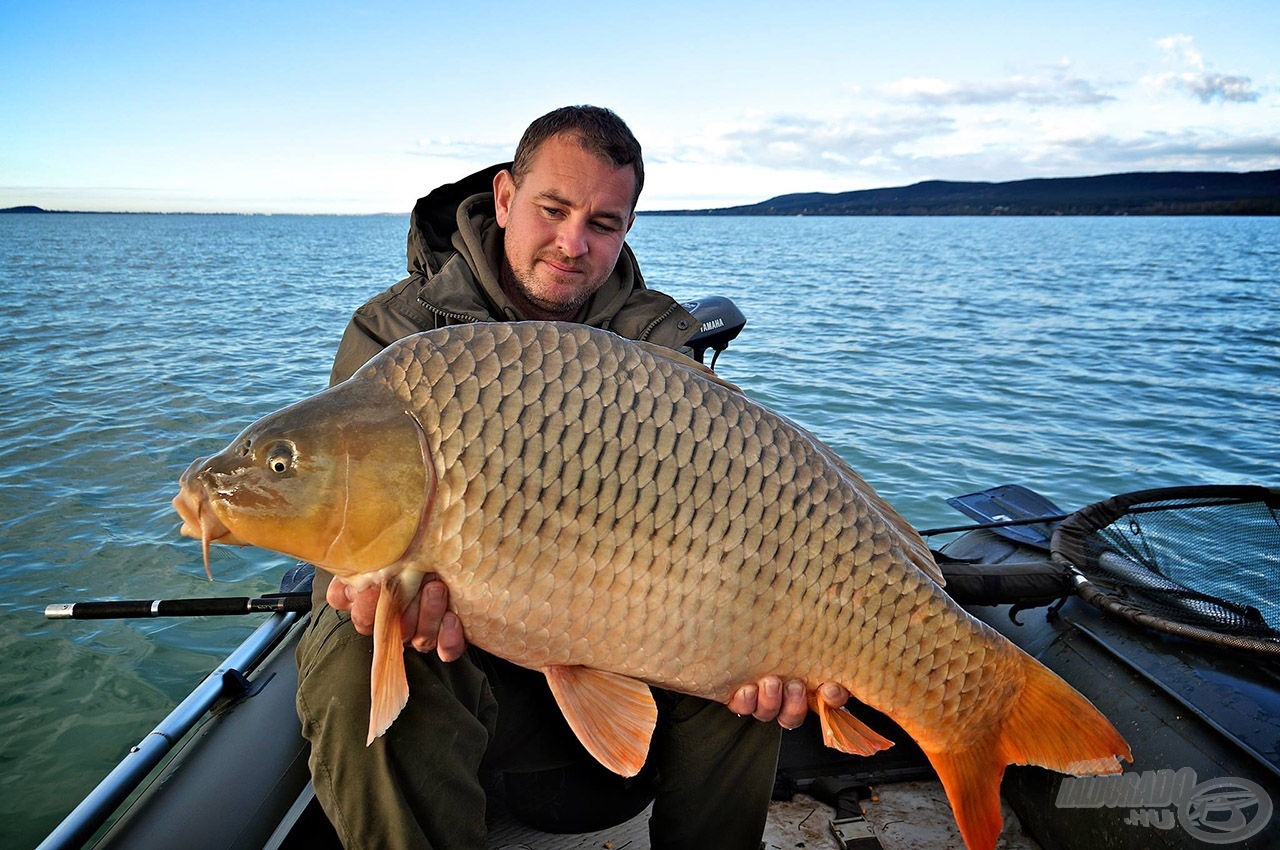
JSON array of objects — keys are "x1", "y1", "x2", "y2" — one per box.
[{"x1": 173, "y1": 321, "x2": 1129, "y2": 850}]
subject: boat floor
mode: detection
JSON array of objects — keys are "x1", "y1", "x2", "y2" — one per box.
[{"x1": 486, "y1": 782, "x2": 1041, "y2": 849}]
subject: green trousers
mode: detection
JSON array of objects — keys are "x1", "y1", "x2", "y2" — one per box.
[{"x1": 296, "y1": 603, "x2": 781, "y2": 850}]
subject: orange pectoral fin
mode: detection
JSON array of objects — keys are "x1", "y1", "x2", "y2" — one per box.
[
  {"x1": 542, "y1": 666, "x2": 657, "y2": 777},
  {"x1": 814, "y1": 696, "x2": 895, "y2": 756},
  {"x1": 366, "y1": 577, "x2": 412, "y2": 746}
]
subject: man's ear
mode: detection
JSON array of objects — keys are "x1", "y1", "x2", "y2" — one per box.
[{"x1": 493, "y1": 170, "x2": 515, "y2": 228}]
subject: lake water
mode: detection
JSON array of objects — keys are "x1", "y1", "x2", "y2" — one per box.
[{"x1": 2, "y1": 212, "x2": 1277, "y2": 846}]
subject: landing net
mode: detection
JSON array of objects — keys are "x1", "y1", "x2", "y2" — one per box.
[{"x1": 1051, "y1": 485, "x2": 1280, "y2": 654}]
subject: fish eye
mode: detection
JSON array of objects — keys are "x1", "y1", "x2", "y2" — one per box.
[{"x1": 265, "y1": 443, "x2": 296, "y2": 474}]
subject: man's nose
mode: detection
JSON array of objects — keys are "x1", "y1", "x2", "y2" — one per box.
[{"x1": 556, "y1": 219, "x2": 589, "y2": 257}]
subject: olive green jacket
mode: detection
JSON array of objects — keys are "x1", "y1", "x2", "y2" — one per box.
[
  {"x1": 329, "y1": 164, "x2": 698, "y2": 385},
  {"x1": 315, "y1": 165, "x2": 699, "y2": 601}
]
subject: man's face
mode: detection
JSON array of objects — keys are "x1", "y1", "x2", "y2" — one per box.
[{"x1": 493, "y1": 134, "x2": 637, "y2": 320}]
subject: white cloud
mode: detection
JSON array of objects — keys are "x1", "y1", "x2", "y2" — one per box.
[
  {"x1": 649, "y1": 38, "x2": 1277, "y2": 201},
  {"x1": 1149, "y1": 71, "x2": 1259, "y2": 104},
  {"x1": 879, "y1": 68, "x2": 1113, "y2": 107},
  {"x1": 1058, "y1": 130, "x2": 1280, "y2": 170},
  {"x1": 381, "y1": 40, "x2": 1273, "y2": 211},
  {"x1": 1157, "y1": 34, "x2": 1205, "y2": 69},
  {"x1": 653, "y1": 111, "x2": 955, "y2": 174},
  {"x1": 410, "y1": 136, "x2": 513, "y2": 162},
  {"x1": 646, "y1": 64, "x2": 1120, "y2": 187},
  {"x1": 1145, "y1": 34, "x2": 1259, "y2": 103}
]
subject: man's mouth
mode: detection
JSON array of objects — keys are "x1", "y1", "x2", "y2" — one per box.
[{"x1": 542, "y1": 258, "x2": 583, "y2": 276}]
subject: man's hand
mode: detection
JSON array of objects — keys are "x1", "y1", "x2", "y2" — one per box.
[
  {"x1": 326, "y1": 576, "x2": 467, "y2": 662},
  {"x1": 727, "y1": 678, "x2": 849, "y2": 730}
]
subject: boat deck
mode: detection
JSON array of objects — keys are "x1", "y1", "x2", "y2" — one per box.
[{"x1": 487, "y1": 782, "x2": 1040, "y2": 849}]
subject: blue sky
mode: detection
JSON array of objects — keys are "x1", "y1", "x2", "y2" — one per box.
[{"x1": 3, "y1": 1, "x2": 1277, "y2": 213}]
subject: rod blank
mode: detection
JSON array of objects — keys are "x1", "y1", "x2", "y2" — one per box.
[{"x1": 44, "y1": 593, "x2": 312, "y2": 620}]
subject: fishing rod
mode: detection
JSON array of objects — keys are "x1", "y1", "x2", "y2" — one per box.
[
  {"x1": 917, "y1": 513, "x2": 1068, "y2": 537},
  {"x1": 917, "y1": 493, "x2": 1258, "y2": 539},
  {"x1": 44, "y1": 592, "x2": 312, "y2": 620}
]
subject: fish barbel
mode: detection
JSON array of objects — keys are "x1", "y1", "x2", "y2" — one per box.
[{"x1": 172, "y1": 321, "x2": 1129, "y2": 850}]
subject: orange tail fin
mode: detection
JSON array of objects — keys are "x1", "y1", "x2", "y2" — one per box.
[
  {"x1": 924, "y1": 657, "x2": 1131, "y2": 850},
  {"x1": 366, "y1": 577, "x2": 411, "y2": 746}
]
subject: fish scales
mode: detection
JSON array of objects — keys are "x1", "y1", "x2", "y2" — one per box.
[
  {"x1": 174, "y1": 320, "x2": 1128, "y2": 850},
  {"x1": 371, "y1": 323, "x2": 973, "y2": 701}
]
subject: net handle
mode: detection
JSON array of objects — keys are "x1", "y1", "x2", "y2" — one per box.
[{"x1": 1072, "y1": 577, "x2": 1280, "y2": 656}]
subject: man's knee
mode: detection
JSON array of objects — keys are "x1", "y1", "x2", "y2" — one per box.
[{"x1": 296, "y1": 604, "x2": 496, "y2": 748}]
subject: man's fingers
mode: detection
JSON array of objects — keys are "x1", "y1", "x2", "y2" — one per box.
[
  {"x1": 409, "y1": 581, "x2": 449, "y2": 652},
  {"x1": 726, "y1": 678, "x2": 849, "y2": 729},
  {"x1": 329, "y1": 577, "x2": 465, "y2": 663},
  {"x1": 753, "y1": 676, "x2": 784, "y2": 723},
  {"x1": 776, "y1": 680, "x2": 808, "y2": 730},
  {"x1": 346, "y1": 585, "x2": 380, "y2": 635},
  {"x1": 435, "y1": 612, "x2": 465, "y2": 662},
  {"x1": 819, "y1": 681, "x2": 850, "y2": 708},
  {"x1": 726, "y1": 683, "x2": 758, "y2": 717},
  {"x1": 725, "y1": 676, "x2": 786, "y2": 723},
  {"x1": 325, "y1": 577, "x2": 351, "y2": 611}
]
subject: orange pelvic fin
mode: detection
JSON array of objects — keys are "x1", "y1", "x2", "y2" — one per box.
[
  {"x1": 366, "y1": 577, "x2": 411, "y2": 746},
  {"x1": 925, "y1": 658, "x2": 1131, "y2": 850},
  {"x1": 814, "y1": 695, "x2": 895, "y2": 756},
  {"x1": 543, "y1": 665, "x2": 657, "y2": 777}
]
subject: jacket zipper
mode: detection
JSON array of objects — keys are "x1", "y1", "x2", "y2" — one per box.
[
  {"x1": 639, "y1": 302, "x2": 684, "y2": 341},
  {"x1": 418, "y1": 294, "x2": 481, "y2": 326}
]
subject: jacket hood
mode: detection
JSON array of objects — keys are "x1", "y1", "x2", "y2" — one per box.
[{"x1": 407, "y1": 163, "x2": 509, "y2": 277}]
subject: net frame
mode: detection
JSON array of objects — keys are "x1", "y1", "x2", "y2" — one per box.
[{"x1": 1050, "y1": 485, "x2": 1280, "y2": 655}]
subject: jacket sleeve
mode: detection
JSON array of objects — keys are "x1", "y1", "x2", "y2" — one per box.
[
  {"x1": 329, "y1": 320, "x2": 389, "y2": 386},
  {"x1": 328, "y1": 274, "x2": 444, "y2": 385}
]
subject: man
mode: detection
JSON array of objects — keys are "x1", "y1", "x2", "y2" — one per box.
[{"x1": 296, "y1": 105, "x2": 847, "y2": 849}]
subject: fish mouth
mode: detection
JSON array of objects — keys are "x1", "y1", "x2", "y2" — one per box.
[{"x1": 172, "y1": 476, "x2": 244, "y2": 580}]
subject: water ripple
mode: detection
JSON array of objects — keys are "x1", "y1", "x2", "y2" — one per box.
[{"x1": 2, "y1": 212, "x2": 1278, "y2": 845}]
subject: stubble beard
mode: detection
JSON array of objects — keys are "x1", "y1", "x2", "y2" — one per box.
[{"x1": 499, "y1": 256, "x2": 593, "y2": 321}]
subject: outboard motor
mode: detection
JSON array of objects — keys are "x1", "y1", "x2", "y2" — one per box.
[{"x1": 683, "y1": 296, "x2": 746, "y2": 367}]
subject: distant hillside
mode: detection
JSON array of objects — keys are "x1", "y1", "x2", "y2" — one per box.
[
  {"x1": 0, "y1": 205, "x2": 52, "y2": 214},
  {"x1": 650, "y1": 170, "x2": 1280, "y2": 216}
]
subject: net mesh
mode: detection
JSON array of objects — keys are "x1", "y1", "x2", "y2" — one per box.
[{"x1": 1051, "y1": 486, "x2": 1280, "y2": 651}]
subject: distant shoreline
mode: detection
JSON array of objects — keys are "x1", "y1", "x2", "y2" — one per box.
[
  {"x1": 0, "y1": 206, "x2": 404, "y2": 217},
  {"x1": 644, "y1": 169, "x2": 1280, "y2": 217},
  {"x1": 6, "y1": 169, "x2": 1279, "y2": 217}
]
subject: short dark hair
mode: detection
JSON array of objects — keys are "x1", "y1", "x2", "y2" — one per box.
[{"x1": 511, "y1": 105, "x2": 644, "y2": 210}]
